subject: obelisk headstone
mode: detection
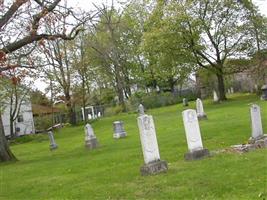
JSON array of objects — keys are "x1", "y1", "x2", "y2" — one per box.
[
  {"x1": 48, "y1": 131, "x2": 58, "y2": 150},
  {"x1": 85, "y1": 123, "x2": 98, "y2": 149},
  {"x1": 196, "y1": 98, "x2": 207, "y2": 120},
  {"x1": 137, "y1": 104, "x2": 168, "y2": 175},
  {"x1": 182, "y1": 109, "x2": 209, "y2": 160}
]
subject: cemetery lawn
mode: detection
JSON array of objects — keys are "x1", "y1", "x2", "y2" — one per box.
[{"x1": 1, "y1": 94, "x2": 267, "y2": 200}]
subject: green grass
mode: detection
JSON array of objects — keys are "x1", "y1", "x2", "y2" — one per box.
[{"x1": 1, "y1": 94, "x2": 267, "y2": 200}]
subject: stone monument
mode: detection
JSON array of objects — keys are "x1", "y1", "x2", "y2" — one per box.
[
  {"x1": 183, "y1": 98, "x2": 189, "y2": 107},
  {"x1": 213, "y1": 90, "x2": 219, "y2": 102},
  {"x1": 230, "y1": 87, "x2": 234, "y2": 94},
  {"x1": 48, "y1": 131, "x2": 58, "y2": 150},
  {"x1": 196, "y1": 98, "x2": 207, "y2": 120},
  {"x1": 182, "y1": 109, "x2": 210, "y2": 160},
  {"x1": 137, "y1": 104, "x2": 168, "y2": 175},
  {"x1": 85, "y1": 123, "x2": 98, "y2": 149},
  {"x1": 248, "y1": 104, "x2": 267, "y2": 147},
  {"x1": 113, "y1": 121, "x2": 127, "y2": 139},
  {"x1": 231, "y1": 104, "x2": 267, "y2": 152}
]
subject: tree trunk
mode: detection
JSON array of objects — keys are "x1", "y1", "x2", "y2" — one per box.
[
  {"x1": 65, "y1": 93, "x2": 76, "y2": 125},
  {"x1": 0, "y1": 114, "x2": 17, "y2": 162},
  {"x1": 168, "y1": 78, "x2": 175, "y2": 94},
  {"x1": 10, "y1": 118, "x2": 15, "y2": 138},
  {"x1": 216, "y1": 73, "x2": 227, "y2": 101}
]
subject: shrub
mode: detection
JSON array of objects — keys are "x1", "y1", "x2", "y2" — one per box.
[{"x1": 104, "y1": 105, "x2": 124, "y2": 116}]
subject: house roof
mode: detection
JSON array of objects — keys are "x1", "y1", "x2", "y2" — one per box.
[{"x1": 32, "y1": 104, "x2": 62, "y2": 116}]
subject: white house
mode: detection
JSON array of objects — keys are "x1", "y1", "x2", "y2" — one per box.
[{"x1": 1, "y1": 100, "x2": 35, "y2": 137}]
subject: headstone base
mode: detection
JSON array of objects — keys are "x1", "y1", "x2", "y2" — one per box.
[
  {"x1": 184, "y1": 149, "x2": 210, "y2": 160},
  {"x1": 50, "y1": 144, "x2": 58, "y2": 150},
  {"x1": 140, "y1": 160, "x2": 168, "y2": 176},
  {"x1": 113, "y1": 132, "x2": 127, "y2": 139},
  {"x1": 248, "y1": 135, "x2": 267, "y2": 148},
  {"x1": 85, "y1": 138, "x2": 98, "y2": 149},
  {"x1": 197, "y1": 114, "x2": 207, "y2": 120}
]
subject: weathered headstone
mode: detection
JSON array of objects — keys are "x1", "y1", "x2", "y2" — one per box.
[
  {"x1": 113, "y1": 121, "x2": 127, "y2": 138},
  {"x1": 213, "y1": 90, "x2": 219, "y2": 102},
  {"x1": 250, "y1": 104, "x2": 263, "y2": 139},
  {"x1": 48, "y1": 131, "x2": 58, "y2": 150},
  {"x1": 183, "y1": 98, "x2": 189, "y2": 107},
  {"x1": 137, "y1": 104, "x2": 168, "y2": 175},
  {"x1": 230, "y1": 87, "x2": 234, "y2": 94},
  {"x1": 85, "y1": 123, "x2": 98, "y2": 149},
  {"x1": 182, "y1": 109, "x2": 210, "y2": 160},
  {"x1": 261, "y1": 85, "x2": 267, "y2": 100},
  {"x1": 196, "y1": 98, "x2": 207, "y2": 120}
]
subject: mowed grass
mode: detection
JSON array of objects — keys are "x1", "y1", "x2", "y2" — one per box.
[{"x1": 0, "y1": 94, "x2": 267, "y2": 200}]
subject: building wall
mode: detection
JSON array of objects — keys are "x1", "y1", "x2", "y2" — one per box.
[{"x1": 1, "y1": 101, "x2": 35, "y2": 136}]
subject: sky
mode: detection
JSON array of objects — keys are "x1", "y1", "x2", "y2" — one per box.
[{"x1": 34, "y1": 0, "x2": 267, "y2": 93}]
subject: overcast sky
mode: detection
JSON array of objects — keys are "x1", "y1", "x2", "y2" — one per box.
[{"x1": 34, "y1": 0, "x2": 267, "y2": 93}]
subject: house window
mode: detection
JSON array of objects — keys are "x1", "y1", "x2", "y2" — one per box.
[{"x1": 17, "y1": 115, "x2": 24, "y2": 122}]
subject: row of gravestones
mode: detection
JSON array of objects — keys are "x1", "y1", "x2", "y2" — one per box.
[{"x1": 47, "y1": 99, "x2": 267, "y2": 176}]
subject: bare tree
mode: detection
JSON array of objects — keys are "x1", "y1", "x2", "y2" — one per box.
[{"x1": 0, "y1": 0, "x2": 92, "y2": 162}]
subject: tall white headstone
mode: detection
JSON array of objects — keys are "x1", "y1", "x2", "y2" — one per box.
[
  {"x1": 250, "y1": 104, "x2": 263, "y2": 139},
  {"x1": 196, "y1": 98, "x2": 207, "y2": 119},
  {"x1": 182, "y1": 109, "x2": 209, "y2": 160},
  {"x1": 85, "y1": 123, "x2": 98, "y2": 149},
  {"x1": 138, "y1": 115, "x2": 160, "y2": 164},
  {"x1": 137, "y1": 104, "x2": 167, "y2": 175},
  {"x1": 213, "y1": 90, "x2": 219, "y2": 102}
]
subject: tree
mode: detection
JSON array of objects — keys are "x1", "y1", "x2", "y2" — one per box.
[
  {"x1": 142, "y1": 0, "x2": 194, "y2": 92},
  {"x1": 0, "y1": 0, "x2": 89, "y2": 162},
  {"x1": 0, "y1": 70, "x2": 31, "y2": 138},
  {"x1": 166, "y1": 0, "x2": 264, "y2": 100}
]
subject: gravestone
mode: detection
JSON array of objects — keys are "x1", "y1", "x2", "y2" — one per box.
[
  {"x1": 137, "y1": 104, "x2": 168, "y2": 175},
  {"x1": 230, "y1": 87, "x2": 234, "y2": 94},
  {"x1": 183, "y1": 98, "x2": 189, "y2": 107},
  {"x1": 213, "y1": 90, "x2": 219, "y2": 102},
  {"x1": 48, "y1": 131, "x2": 58, "y2": 150},
  {"x1": 182, "y1": 109, "x2": 210, "y2": 160},
  {"x1": 85, "y1": 123, "x2": 98, "y2": 149},
  {"x1": 261, "y1": 85, "x2": 267, "y2": 100},
  {"x1": 232, "y1": 104, "x2": 267, "y2": 152},
  {"x1": 196, "y1": 98, "x2": 207, "y2": 120},
  {"x1": 250, "y1": 105, "x2": 263, "y2": 140},
  {"x1": 113, "y1": 121, "x2": 127, "y2": 138}
]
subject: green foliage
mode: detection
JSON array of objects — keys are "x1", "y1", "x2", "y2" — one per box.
[
  {"x1": 104, "y1": 105, "x2": 124, "y2": 116},
  {"x1": 9, "y1": 134, "x2": 48, "y2": 145},
  {"x1": 30, "y1": 89, "x2": 50, "y2": 106},
  {"x1": 34, "y1": 115, "x2": 53, "y2": 131},
  {"x1": 129, "y1": 91, "x2": 196, "y2": 110}
]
